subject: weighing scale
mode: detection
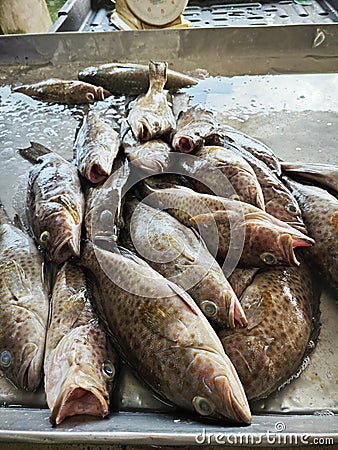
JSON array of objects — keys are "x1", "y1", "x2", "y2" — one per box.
[{"x1": 110, "y1": 0, "x2": 191, "y2": 30}]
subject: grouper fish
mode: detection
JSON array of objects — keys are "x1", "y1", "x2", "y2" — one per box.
[
  {"x1": 78, "y1": 241, "x2": 252, "y2": 424},
  {"x1": 0, "y1": 202, "x2": 49, "y2": 391}
]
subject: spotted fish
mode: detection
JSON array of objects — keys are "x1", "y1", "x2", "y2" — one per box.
[
  {"x1": 44, "y1": 262, "x2": 119, "y2": 425},
  {"x1": 281, "y1": 161, "x2": 338, "y2": 193}
]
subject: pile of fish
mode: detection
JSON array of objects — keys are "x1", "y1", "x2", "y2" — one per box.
[{"x1": 1, "y1": 60, "x2": 336, "y2": 427}]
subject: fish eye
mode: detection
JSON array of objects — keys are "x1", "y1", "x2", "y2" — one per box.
[
  {"x1": 200, "y1": 300, "x2": 218, "y2": 318},
  {"x1": 231, "y1": 194, "x2": 243, "y2": 201},
  {"x1": 85, "y1": 92, "x2": 95, "y2": 102},
  {"x1": 0, "y1": 350, "x2": 11, "y2": 368},
  {"x1": 102, "y1": 361, "x2": 115, "y2": 379},
  {"x1": 192, "y1": 396, "x2": 215, "y2": 416},
  {"x1": 286, "y1": 203, "x2": 300, "y2": 216},
  {"x1": 260, "y1": 252, "x2": 277, "y2": 265},
  {"x1": 39, "y1": 231, "x2": 50, "y2": 244}
]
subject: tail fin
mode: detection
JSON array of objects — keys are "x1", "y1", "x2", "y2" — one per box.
[
  {"x1": 149, "y1": 61, "x2": 167, "y2": 90},
  {"x1": 18, "y1": 141, "x2": 51, "y2": 164}
]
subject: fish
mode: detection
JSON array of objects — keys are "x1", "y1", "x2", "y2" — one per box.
[
  {"x1": 84, "y1": 156, "x2": 130, "y2": 246},
  {"x1": 219, "y1": 125, "x2": 282, "y2": 175},
  {"x1": 284, "y1": 177, "x2": 338, "y2": 291},
  {"x1": 19, "y1": 142, "x2": 85, "y2": 264},
  {"x1": 138, "y1": 179, "x2": 314, "y2": 267},
  {"x1": 127, "y1": 61, "x2": 176, "y2": 141},
  {"x1": 219, "y1": 264, "x2": 317, "y2": 400},
  {"x1": 121, "y1": 120, "x2": 171, "y2": 174},
  {"x1": 281, "y1": 161, "x2": 338, "y2": 193},
  {"x1": 78, "y1": 62, "x2": 198, "y2": 95},
  {"x1": 0, "y1": 202, "x2": 49, "y2": 391},
  {"x1": 74, "y1": 110, "x2": 120, "y2": 184},
  {"x1": 180, "y1": 145, "x2": 265, "y2": 209},
  {"x1": 122, "y1": 199, "x2": 247, "y2": 328},
  {"x1": 206, "y1": 127, "x2": 306, "y2": 232},
  {"x1": 227, "y1": 268, "x2": 260, "y2": 298},
  {"x1": 172, "y1": 105, "x2": 217, "y2": 154},
  {"x1": 44, "y1": 262, "x2": 119, "y2": 425},
  {"x1": 13, "y1": 79, "x2": 111, "y2": 104},
  {"x1": 78, "y1": 241, "x2": 251, "y2": 424}
]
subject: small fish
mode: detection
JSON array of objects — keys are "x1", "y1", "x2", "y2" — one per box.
[
  {"x1": 172, "y1": 105, "x2": 217, "y2": 154},
  {"x1": 13, "y1": 79, "x2": 111, "y2": 104},
  {"x1": 78, "y1": 241, "x2": 251, "y2": 424},
  {"x1": 138, "y1": 179, "x2": 313, "y2": 267},
  {"x1": 19, "y1": 142, "x2": 85, "y2": 264},
  {"x1": 181, "y1": 145, "x2": 265, "y2": 209},
  {"x1": 78, "y1": 62, "x2": 198, "y2": 95},
  {"x1": 127, "y1": 61, "x2": 176, "y2": 141},
  {"x1": 123, "y1": 199, "x2": 247, "y2": 328},
  {"x1": 219, "y1": 125, "x2": 282, "y2": 175},
  {"x1": 0, "y1": 202, "x2": 49, "y2": 391},
  {"x1": 84, "y1": 156, "x2": 130, "y2": 246},
  {"x1": 284, "y1": 177, "x2": 338, "y2": 290},
  {"x1": 121, "y1": 121, "x2": 171, "y2": 174},
  {"x1": 281, "y1": 161, "x2": 338, "y2": 193},
  {"x1": 227, "y1": 268, "x2": 260, "y2": 298},
  {"x1": 74, "y1": 110, "x2": 120, "y2": 184},
  {"x1": 219, "y1": 265, "x2": 317, "y2": 400},
  {"x1": 44, "y1": 262, "x2": 119, "y2": 425},
  {"x1": 206, "y1": 128, "x2": 306, "y2": 232}
]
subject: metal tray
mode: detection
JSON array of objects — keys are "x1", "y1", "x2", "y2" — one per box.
[{"x1": 0, "y1": 27, "x2": 338, "y2": 445}]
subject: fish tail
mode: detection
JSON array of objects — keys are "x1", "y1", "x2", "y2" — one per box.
[
  {"x1": 149, "y1": 61, "x2": 167, "y2": 89},
  {"x1": 18, "y1": 141, "x2": 51, "y2": 163}
]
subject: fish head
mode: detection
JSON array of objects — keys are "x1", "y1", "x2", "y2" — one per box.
[
  {"x1": 72, "y1": 82, "x2": 111, "y2": 103},
  {"x1": 265, "y1": 192, "x2": 307, "y2": 233},
  {"x1": 77, "y1": 146, "x2": 112, "y2": 184},
  {"x1": 35, "y1": 196, "x2": 82, "y2": 264},
  {"x1": 133, "y1": 113, "x2": 171, "y2": 141},
  {"x1": 173, "y1": 132, "x2": 203, "y2": 153},
  {"x1": 127, "y1": 140, "x2": 171, "y2": 174},
  {"x1": 181, "y1": 348, "x2": 251, "y2": 424}
]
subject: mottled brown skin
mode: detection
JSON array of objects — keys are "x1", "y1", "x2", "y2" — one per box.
[
  {"x1": 206, "y1": 128, "x2": 306, "y2": 232},
  {"x1": 127, "y1": 62, "x2": 176, "y2": 142},
  {"x1": 139, "y1": 180, "x2": 313, "y2": 268},
  {"x1": 0, "y1": 203, "x2": 49, "y2": 391},
  {"x1": 181, "y1": 145, "x2": 265, "y2": 210},
  {"x1": 74, "y1": 111, "x2": 120, "y2": 184},
  {"x1": 78, "y1": 62, "x2": 198, "y2": 95},
  {"x1": 78, "y1": 242, "x2": 251, "y2": 424},
  {"x1": 219, "y1": 265, "x2": 315, "y2": 400},
  {"x1": 123, "y1": 199, "x2": 246, "y2": 328},
  {"x1": 284, "y1": 178, "x2": 338, "y2": 291},
  {"x1": 44, "y1": 262, "x2": 119, "y2": 425},
  {"x1": 13, "y1": 79, "x2": 111, "y2": 104},
  {"x1": 21, "y1": 143, "x2": 85, "y2": 264},
  {"x1": 172, "y1": 105, "x2": 217, "y2": 154},
  {"x1": 281, "y1": 162, "x2": 338, "y2": 193},
  {"x1": 227, "y1": 268, "x2": 259, "y2": 298}
]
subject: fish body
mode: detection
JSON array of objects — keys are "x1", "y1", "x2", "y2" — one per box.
[
  {"x1": 281, "y1": 161, "x2": 338, "y2": 193},
  {"x1": 13, "y1": 79, "x2": 111, "y2": 104},
  {"x1": 74, "y1": 111, "x2": 120, "y2": 184},
  {"x1": 44, "y1": 262, "x2": 119, "y2": 425},
  {"x1": 127, "y1": 61, "x2": 176, "y2": 141},
  {"x1": 0, "y1": 203, "x2": 49, "y2": 391},
  {"x1": 121, "y1": 122, "x2": 171, "y2": 174},
  {"x1": 123, "y1": 199, "x2": 246, "y2": 328},
  {"x1": 227, "y1": 268, "x2": 260, "y2": 298},
  {"x1": 181, "y1": 145, "x2": 265, "y2": 209},
  {"x1": 172, "y1": 105, "x2": 217, "y2": 153},
  {"x1": 78, "y1": 242, "x2": 251, "y2": 424},
  {"x1": 206, "y1": 128, "x2": 305, "y2": 232},
  {"x1": 284, "y1": 178, "x2": 338, "y2": 290},
  {"x1": 19, "y1": 142, "x2": 85, "y2": 264},
  {"x1": 219, "y1": 265, "x2": 316, "y2": 400},
  {"x1": 138, "y1": 179, "x2": 313, "y2": 267},
  {"x1": 78, "y1": 62, "x2": 198, "y2": 95},
  {"x1": 84, "y1": 156, "x2": 130, "y2": 246}
]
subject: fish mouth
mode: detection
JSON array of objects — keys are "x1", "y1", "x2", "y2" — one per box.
[
  {"x1": 96, "y1": 87, "x2": 112, "y2": 101},
  {"x1": 17, "y1": 343, "x2": 43, "y2": 391},
  {"x1": 138, "y1": 122, "x2": 152, "y2": 141},
  {"x1": 175, "y1": 136, "x2": 195, "y2": 153},
  {"x1": 280, "y1": 233, "x2": 314, "y2": 266},
  {"x1": 214, "y1": 374, "x2": 251, "y2": 424},
  {"x1": 287, "y1": 221, "x2": 308, "y2": 234},
  {"x1": 52, "y1": 234, "x2": 80, "y2": 264},
  {"x1": 50, "y1": 385, "x2": 109, "y2": 425},
  {"x1": 87, "y1": 163, "x2": 109, "y2": 184}
]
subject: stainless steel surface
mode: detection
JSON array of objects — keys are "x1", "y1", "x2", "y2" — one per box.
[{"x1": 0, "y1": 26, "x2": 337, "y2": 445}]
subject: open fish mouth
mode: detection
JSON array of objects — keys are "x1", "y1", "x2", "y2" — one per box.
[
  {"x1": 52, "y1": 234, "x2": 80, "y2": 264},
  {"x1": 96, "y1": 86, "x2": 112, "y2": 101},
  {"x1": 50, "y1": 385, "x2": 109, "y2": 425},
  {"x1": 17, "y1": 343, "x2": 42, "y2": 391},
  {"x1": 138, "y1": 122, "x2": 152, "y2": 141},
  {"x1": 174, "y1": 135, "x2": 195, "y2": 153},
  {"x1": 280, "y1": 233, "x2": 314, "y2": 266},
  {"x1": 214, "y1": 374, "x2": 251, "y2": 424},
  {"x1": 87, "y1": 163, "x2": 109, "y2": 184}
]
